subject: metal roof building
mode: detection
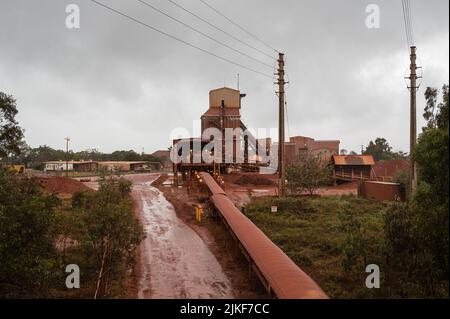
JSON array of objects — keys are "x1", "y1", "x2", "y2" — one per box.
[{"x1": 332, "y1": 155, "x2": 375, "y2": 181}]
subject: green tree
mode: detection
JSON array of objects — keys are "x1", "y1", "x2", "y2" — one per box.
[
  {"x1": 286, "y1": 153, "x2": 332, "y2": 195},
  {"x1": 363, "y1": 138, "x2": 408, "y2": 161},
  {"x1": 75, "y1": 178, "x2": 144, "y2": 279},
  {"x1": 363, "y1": 138, "x2": 392, "y2": 161},
  {"x1": 0, "y1": 92, "x2": 24, "y2": 159},
  {"x1": 412, "y1": 84, "x2": 449, "y2": 293},
  {"x1": 382, "y1": 84, "x2": 449, "y2": 297},
  {"x1": 423, "y1": 85, "x2": 449, "y2": 131},
  {"x1": 0, "y1": 169, "x2": 61, "y2": 297},
  {"x1": 416, "y1": 84, "x2": 449, "y2": 201}
]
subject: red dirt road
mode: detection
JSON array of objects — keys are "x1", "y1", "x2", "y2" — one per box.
[{"x1": 125, "y1": 174, "x2": 234, "y2": 299}]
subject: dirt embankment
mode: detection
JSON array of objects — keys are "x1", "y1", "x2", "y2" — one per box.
[
  {"x1": 234, "y1": 174, "x2": 275, "y2": 186},
  {"x1": 36, "y1": 177, "x2": 91, "y2": 195},
  {"x1": 225, "y1": 172, "x2": 277, "y2": 185},
  {"x1": 154, "y1": 175, "x2": 267, "y2": 299}
]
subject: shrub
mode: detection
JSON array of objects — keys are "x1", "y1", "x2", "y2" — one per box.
[
  {"x1": 0, "y1": 168, "x2": 62, "y2": 297},
  {"x1": 286, "y1": 153, "x2": 332, "y2": 195}
]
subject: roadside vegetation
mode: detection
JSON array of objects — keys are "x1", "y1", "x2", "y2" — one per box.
[
  {"x1": 0, "y1": 169, "x2": 144, "y2": 298},
  {"x1": 62, "y1": 177, "x2": 144, "y2": 298},
  {"x1": 0, "y1": 92, "x2": 144, "y2": 298},
  {"x1": 0, "y1": 168, "x2": 62, "y2": 297}
]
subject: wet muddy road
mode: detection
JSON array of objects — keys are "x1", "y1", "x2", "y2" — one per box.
[{"x1": 125, "y1": 174, "x2": 234, "y2": 299}]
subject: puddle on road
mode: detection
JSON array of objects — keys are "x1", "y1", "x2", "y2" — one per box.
[{"x1": 135, "y1": 179, "x2": 234, "y2": 299}]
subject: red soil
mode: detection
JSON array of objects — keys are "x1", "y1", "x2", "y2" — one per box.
[
  {"x1": 225, "y1": 173, "x2": 277, "y2": 185},
  {"x1": 36, "y1": 177, "x2": 91, "y2": 195}
]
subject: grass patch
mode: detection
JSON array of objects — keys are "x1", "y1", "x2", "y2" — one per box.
[{"x1": 243, "y1": 195, "x2": 389, "y2": 298}]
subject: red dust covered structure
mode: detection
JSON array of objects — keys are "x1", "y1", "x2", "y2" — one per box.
[{"x1": 200, "y1": 172, "x2": 328, "y2": 299}]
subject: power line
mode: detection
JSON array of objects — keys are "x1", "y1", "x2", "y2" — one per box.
[
  {"x1": 405, "y1": 0, "x2": 412, "y2": 44},
  {"x1": 401, "y1": 0, "x2": 409, "y2": 47},
  {"x1": 90, "y1": 0, "x2": 272, "y2": 78},
  {"x1": 406, "y1": 0, "x2": 414, "y2": 44},
  {"x1": 285, "y1": 98, "x2": 291, "y2": 139},
  {"x1": 401, "y1": 0, "x2": 410, "y2": 48},
  {"x1": 166, "y1": 0, "x2": 275, "y2": 60},
  {"x1": 135, "y1": 0, "x2": 273, "y2": 69},
  {"x1": 199, "y1": 0, "x2": 279, "y2": 53},
  {"x1": 403, "y1": 1, "x2": 412, "y2": 51},
  {"x1": 401, "y1": 0, "x2": 414, "y2": 50}
]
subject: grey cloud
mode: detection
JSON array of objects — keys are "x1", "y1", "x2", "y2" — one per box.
[{"x1": 0, "y1": 0, "x2": 448, "y2": 153}]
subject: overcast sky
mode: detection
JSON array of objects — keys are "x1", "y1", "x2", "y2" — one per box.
[{"x1": 1, "y1": 0, "x2": 448, "y2": 154}]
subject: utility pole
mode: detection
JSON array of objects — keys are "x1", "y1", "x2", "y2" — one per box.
[
  {"x1": 220, "y1": 99, "x2": 225, "y2": 165},
  {"x1": 64, "y1": 137, "x2": 70, "y2": 177},
  {"x1": 277, "y1": 53, "x2": 286, "y2": 198},
  {"x1": 408, "y1": 46, "x2": 418, "y2": 194}
]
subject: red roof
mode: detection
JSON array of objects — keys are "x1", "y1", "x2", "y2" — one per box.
[{"x1": 332, "y1": 155, "x2": 375, "y2": 166}]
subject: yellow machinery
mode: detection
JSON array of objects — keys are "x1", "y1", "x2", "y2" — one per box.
[
  {"x1": 1, "y1": 164, "x2": 25, "y2": 174},
  {"x1": 194, "y1": 204, "x2": 204, "y2": 223}
]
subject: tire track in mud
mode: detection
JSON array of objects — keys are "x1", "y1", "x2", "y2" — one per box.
[{"x1": 128, "y1": 174, "x2": 234, "y2": 299}]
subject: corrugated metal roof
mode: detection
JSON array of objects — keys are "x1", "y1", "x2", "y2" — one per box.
[
  {"x1": 44, "y1": 161, "x2": 97, "y2": 164},
  {"x1": 98, "y1": 161, "x2": 151, "y2": 165},
  {"x1": 332, "y1": 155, "x2": 375, "y2": 166},
  {"x1": 209, "y1": 87, "x2": 240, "y2": 94}
]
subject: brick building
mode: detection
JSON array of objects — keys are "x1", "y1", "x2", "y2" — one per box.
[{"x1": 286, "y1": 136, "x2": 340, "y2": 165}]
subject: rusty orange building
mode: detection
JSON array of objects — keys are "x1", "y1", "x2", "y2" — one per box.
[
  {"x1": 283, "y1": 136, "x2": 340, "y2": 166},
  {"x1": 173, "y1": 87, "x2": 262, "y2": 178},
  {"x1": 332, "y1": 155, "x2": 375, "y2": 181}
]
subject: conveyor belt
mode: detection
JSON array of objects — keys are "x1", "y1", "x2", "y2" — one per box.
[{"x1": 199, "y1": 172, "x2": 328, "y2": 299}]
